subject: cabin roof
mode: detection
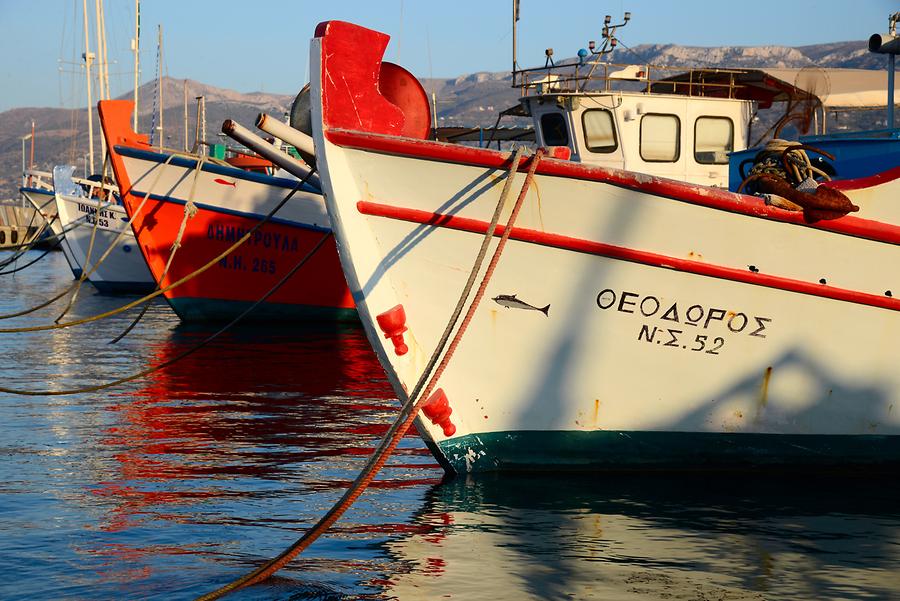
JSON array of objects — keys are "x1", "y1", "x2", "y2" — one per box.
[{"x1": 653, "y1": 68, "x2": 899, "y2": 109}]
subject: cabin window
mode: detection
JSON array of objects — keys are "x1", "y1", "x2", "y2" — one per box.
[
  {"x1": 582, "y1": 109, "x2": 618, "y2": 153},
  {"x1": 694, "y1": 117, "x2": 734, "y2": 164},
  {"x1": 540, "y1": 113, "x2": 570, "y2": 147},
  {"x1": 640, "y1": 113, "x2": 680, "y2": 162}
]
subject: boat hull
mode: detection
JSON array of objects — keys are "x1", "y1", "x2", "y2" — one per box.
[
  {"x1": 98, "y1": 101, "x2": 355, "y2": 321},
  {"x1": 53, "y1": 167, "x2": 155, "y2": 295},
  {"x1": 438, "y1": 431, "x2": 900, "y2": 473},
  {"x1": 20, "y1": 186, "x2": 82, "y2": 278},
  {"x1": 310, "y1": 21, "x2": 900, "y2": 473}
]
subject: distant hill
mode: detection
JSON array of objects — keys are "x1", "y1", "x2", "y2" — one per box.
[{"x1": 1, "y1": 39, "x2": 894, "y2": 199}]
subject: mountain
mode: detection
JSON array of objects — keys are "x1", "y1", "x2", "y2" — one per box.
[{"x1": 1, "y1": 40, "x2": 894, "y2": 199}]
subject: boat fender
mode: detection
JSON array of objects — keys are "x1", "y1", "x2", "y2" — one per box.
[
  {"x1": 421, "y1": 388, "x2": 456, "y2": 437},
  {"x1": 376, "y1": 304, "x2": 409, "y2": 355}
]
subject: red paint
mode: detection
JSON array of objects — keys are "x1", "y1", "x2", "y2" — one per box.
[
  {"x1": 331, "y1": 128, "x2": 900, "y2": 248},
  {"x1": 225, "y1": 154, "x2": 273, "y2": 174},
  {"x1": 376, "y1": 304, "x2": 409, "y2": 355},
  {"x1": 357, "y1": 200, "x2": 900, "y2": 312},
  {"x1": 213, "y1": 178, "x2": 236, "y2": 187},
  {"x1": 421, "y1": 388, "x2": 456, "y2": 437},
  {"x1": 315, "y1": 21, "x2": 430, "y2": 140},
  {"x1": 97, "y1": 99, "x2": 355, "y2": 318},
  {"x1": 543, "y1": 146, "x2": 571, "y2": 160},
  {"x1": 824, "y1": 165, "x2": 900, "y2": 191}
]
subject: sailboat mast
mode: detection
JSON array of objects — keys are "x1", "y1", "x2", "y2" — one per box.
[
  {"x1": 99, "y1": 0, "x2": 111, "y2": 100},
  {"x1": 157, "y1": 24, "x2": 163, "y2": 149},
  {"x1": 82, "y1": 0, "x2": 95, "y2": 175},
  {"x1": 132, "y1": 0, "x2": 140, "y2": 130},
  {"x1": 183, "y1": 80, "x2": 188, "y2": 151},
  {"x1": 94, "y1": 0, "x2": 108, "y2": 161}
]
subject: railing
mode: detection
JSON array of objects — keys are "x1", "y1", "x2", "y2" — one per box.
[{"x1": 512, "y1": 60, "x2": 752, "y2": 99}]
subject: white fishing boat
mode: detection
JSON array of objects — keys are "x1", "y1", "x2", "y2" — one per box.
[
  {"x1": 52, "y1": 165, "x2": 155, "y2": 294},
  {"x1": 21, "y1": 169, "x2": 90, "y2": 278},
  {"x1": 307, "y1": 21, "x2": 900, "y2": 473}
]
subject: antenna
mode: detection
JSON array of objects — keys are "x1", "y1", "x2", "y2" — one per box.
[{"x1": 580, "y1": 10, "x2": 633, "y2": 89}]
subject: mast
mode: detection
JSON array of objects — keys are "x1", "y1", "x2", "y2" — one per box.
[
  {"x1": 94, "y1": 0, "x2": 108, "y2": 161},
  {"x1": 82, "y1": 0, "x2": 95, "y2": 175},
  {"x1": 512, "y1": 0, "x2": 519, "y2": 76},
  {"x1": 96, "y1": 0, "x2": 111, "y2": 101},
  {"x1": 157, "y1": 24, "x2": 163, "y2": 149},
  {"x1": 183, "y1": 79, "x2": 188, "y2": 151},
  {"x1": 132, "y1": 0, "x2": 140, "y2": 131},
  {"x1": 28, "y1": 120, "x2": 35, "y2": 188}
]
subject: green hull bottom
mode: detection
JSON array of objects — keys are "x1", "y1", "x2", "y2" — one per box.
[
  {"x1": 435, "y1": 430, "x2": 900, "y2": 474},
  {"x1": 168, "y1": 297, "x2": 358, "y2": 322}
]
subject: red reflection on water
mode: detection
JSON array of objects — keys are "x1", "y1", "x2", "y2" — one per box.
[{"x1": 91, "y1": 325, "x2": 439, "y2": 534}]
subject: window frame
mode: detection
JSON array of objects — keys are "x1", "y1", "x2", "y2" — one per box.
[
  {"x1": 639, "y1": 113, "x2": 681, "y2": 163},
  {"x1": 693, "y1": 116, "x2": 734, "y2": 165},
  {"x1": 539, "y1": 112, "x2": 570, "y2": 147},
  {"x1": 581, "y1": 108, "x2": 619, "y2": 154}
]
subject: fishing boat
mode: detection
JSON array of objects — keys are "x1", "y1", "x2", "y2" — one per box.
[
  {"x1": 21, "y1": 169, "x2": 95, "y2": 278},
  {"x1": 97, "y1": 100, "x2": 355, "y2": 321},
  {"x1": 306, "y1": 20, "x2": 900, "y2": 473},
  {"x1": 52, "y1": 165, "x2": 154, "y2": 294}
]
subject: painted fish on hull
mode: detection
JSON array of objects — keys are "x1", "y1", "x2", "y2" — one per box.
[{"x1": 492, "y1": 294, "x2": 550, "y2": 316}]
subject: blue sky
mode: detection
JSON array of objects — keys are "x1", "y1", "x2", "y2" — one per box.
[{"x1": 0, "y1": 0, "x2": 895, "y2": 112}]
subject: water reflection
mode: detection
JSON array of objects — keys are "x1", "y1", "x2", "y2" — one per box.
[
  {"x1": 379, "y1": 473, "x2": 900, "y2": 600},
  {"x1": 73, "y1": 321, "x2": 441, "y2": 597},
  {"x1": 91, "y1": 323, "x2": 421, "y2": 526}
]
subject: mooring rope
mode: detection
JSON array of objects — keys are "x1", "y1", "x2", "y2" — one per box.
[
  {"x1": 0, "y1": 154, "x2": 185, "y2": 321},
  {"x1": 0, "y1": 219, "x2": 56, "y2": 270},
  {"x1": 0, "y1": 170, "x2": 313, "y2": 334},
  {"x1": 54, "y1": 154, "x2": 112, "y2": 323},
  {"x1": 0, "y1": 236, "x2": 62, "y2": 276},
  {"x1": 0, "y1": 232, "x2": 331, "y2": 397},
  {"x1": 0, "y1": 197, "x2": 66, "y2": 269},
  {"x1": 0, "y1": 193, "x2": 48, "y2": 265},
  {"x1": 195, "y1": 147, "x2": 544, "y2": 601},
  {"x1": 108, "y1": 156, "x2": 206, "y2": 344},
  {"x1": 0, "y1": 222, "x2": 54, "y2": 254}
]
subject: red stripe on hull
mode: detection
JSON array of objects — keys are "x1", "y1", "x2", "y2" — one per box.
[
  {"x1": 328, "y1": 128, "x2": 900, "y2": 247},
  {"x1": 825, "y1": 165, "x2": 900, "y2": 191},
  {"x1": 357, "y1": 200, "x2": 900, "y2": 312}
]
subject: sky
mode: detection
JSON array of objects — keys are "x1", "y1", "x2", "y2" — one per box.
[{"x1": 0, "y1": 0, "x2": 896, "y2": 113}]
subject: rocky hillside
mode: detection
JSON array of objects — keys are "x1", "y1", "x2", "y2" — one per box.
[{"x1": 1, "y1": 39, "x2": 894, "y2": 199}]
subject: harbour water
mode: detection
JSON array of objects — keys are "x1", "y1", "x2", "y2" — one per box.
[{"x1": 1, "y1": 251, "x2": 899, "y2": 600}]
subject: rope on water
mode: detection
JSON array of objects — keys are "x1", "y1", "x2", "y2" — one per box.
[
  {"x1": 195, "y1": 147, "x2": 544, "y2": 601},
  {"x1": 0, "y1": 231, "x2": 331, "y2": 396},
  {"x1": 0, "y1": 169, "x2": 313, "y2": 334}
]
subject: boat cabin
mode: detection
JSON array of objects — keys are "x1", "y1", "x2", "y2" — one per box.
[
  {"x1": 521, "y1": 90, "x2": 751, "y2": 187},
  {"x1": 506, "y1": 10, "x2": 897, "y2": 189}
]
